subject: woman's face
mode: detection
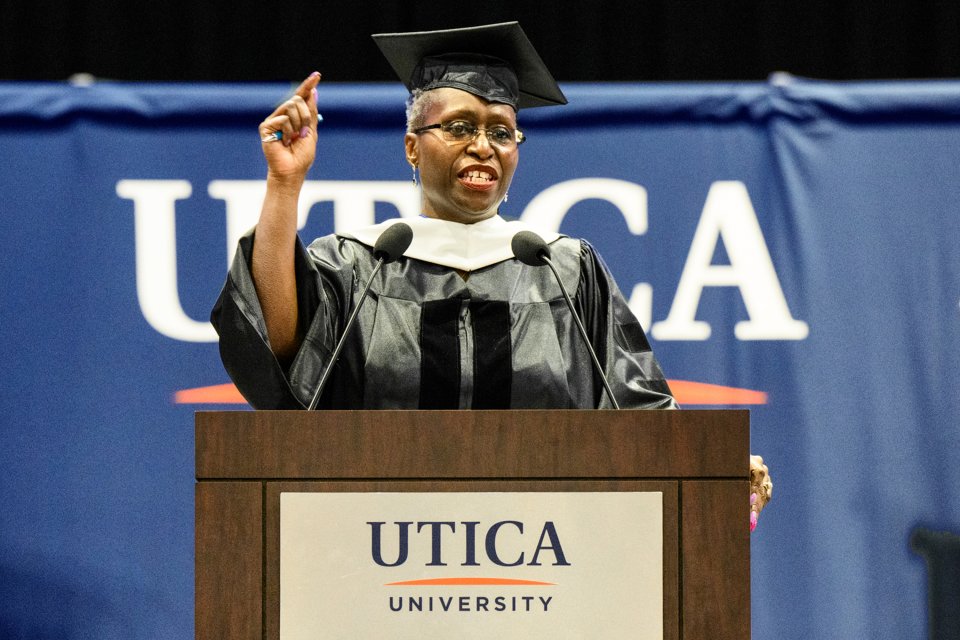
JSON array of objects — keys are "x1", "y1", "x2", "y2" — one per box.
[{"x1": 405, "y1": 88, "x2": 519, "y2": 224}]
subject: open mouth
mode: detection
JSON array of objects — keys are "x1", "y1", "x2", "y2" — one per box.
[{"x1": 458, "y1": 167, "x2": 498, "y2": 189}]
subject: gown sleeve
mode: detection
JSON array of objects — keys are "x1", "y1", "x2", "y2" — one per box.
[
  {"x1": 209, "y1": 229, "x2": 351, "y2": 409},
  {"x1": 575, "y1": 240, "x2": 679, "y2": 409}
]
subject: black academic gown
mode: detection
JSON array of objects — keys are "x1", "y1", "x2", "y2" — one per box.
[{"x1": 211, "y1": 223, "x2": 676, "y2": 410}]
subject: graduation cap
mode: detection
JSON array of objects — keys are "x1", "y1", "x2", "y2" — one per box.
[{"x1": 372, "y1": 22, "x2": 567, "y2": 110}]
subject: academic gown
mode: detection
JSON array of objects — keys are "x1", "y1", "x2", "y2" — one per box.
[{"x1": 211, "y1": 216, "x2": 677, "y2": 410}]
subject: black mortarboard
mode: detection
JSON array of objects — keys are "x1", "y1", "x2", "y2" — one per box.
[{"x1": 372, "y1": 22, "x2": 567, "y2": 110}]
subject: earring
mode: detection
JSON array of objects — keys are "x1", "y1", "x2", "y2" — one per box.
[
  {"x1": 503, "y1": 191, "x2": 509, "y2": 203},
  {"x1": 411, "y1": 164, "x2": 418, "y2": 186}
]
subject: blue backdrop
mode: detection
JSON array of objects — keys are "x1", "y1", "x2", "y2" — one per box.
[{"x1": 1, "y1": 78, "x2": 958, "y2": 639}]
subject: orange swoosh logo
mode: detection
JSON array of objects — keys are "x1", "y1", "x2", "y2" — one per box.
[
  {"x1": 666, "y1": 379, "x2": 768, "y2": 405},
  {"x1": 174, "y1": 380, "x2": 767, "y2": 406},
  {"x1": 173, "y1": 383, "x2": 246, "y2": 404},
  {"x1": 385, "y1": 578, "x2": 555, "y2": 587}
]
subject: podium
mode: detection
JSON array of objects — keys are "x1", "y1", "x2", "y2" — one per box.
[{"x1": 196, "y1": 409, "x2": 750, "y2": 639}]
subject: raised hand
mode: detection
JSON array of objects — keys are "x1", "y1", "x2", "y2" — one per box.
[
  {"x1": 250, "y1": 71, "x2": 322, "y2": 361},
  {"x1": 259, "y1": 71, "x2": 322, "y2": 185}
]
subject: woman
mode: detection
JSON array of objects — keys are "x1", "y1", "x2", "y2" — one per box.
[{"x1": 210, "y1": 23, "x2": 771, "y2": 526}]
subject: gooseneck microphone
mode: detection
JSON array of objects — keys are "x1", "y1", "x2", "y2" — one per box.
[
  {"x1": 307, "y1": 222, "x2": 413, "y2": 410},
  {"x1": 511, "y1": 231, "x2": 621, "y2": 409}
]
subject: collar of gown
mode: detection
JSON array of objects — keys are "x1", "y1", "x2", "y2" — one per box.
[{"x1": 337, "y1": 215, "x2": 563, "y2": 272}]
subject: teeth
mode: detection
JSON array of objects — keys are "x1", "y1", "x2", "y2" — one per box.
[{"x1": 462, "y1": 170, "x2": 494, "y2": 182}]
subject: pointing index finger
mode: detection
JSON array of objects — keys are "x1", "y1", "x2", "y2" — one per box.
[
  {"x1": 296, "y1": 71, "x2": 322, "y2": 97},
  {"x1": 297, "y1": 71, "x2": 321, "y2": 130}
]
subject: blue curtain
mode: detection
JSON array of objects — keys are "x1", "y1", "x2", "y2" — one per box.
[{"x1": 1, "y1": 78, "x2": 957, "y2": 639}]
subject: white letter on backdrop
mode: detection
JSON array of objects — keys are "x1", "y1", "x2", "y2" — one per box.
[
  {"x1": 651, "y1": 181, "x2": 809, "y2": 341},
  {"x1": 520, "y1": 178, "x2": 653, "y2": 329},
  {"x1": 116, "y1": 179, "x2": 217, "y2": 342}
]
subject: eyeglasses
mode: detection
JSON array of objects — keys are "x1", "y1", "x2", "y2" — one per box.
[{"x1": 413, "y1": 120, "x2": 526, "y2": 148}]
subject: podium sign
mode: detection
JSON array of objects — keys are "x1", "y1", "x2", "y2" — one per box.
[
  {"x1": 196, "y1": 409, "x2": 750, "y2": 640},
  {"x1": 280, "y1": 492, "x2": 663, "y2": 639}
]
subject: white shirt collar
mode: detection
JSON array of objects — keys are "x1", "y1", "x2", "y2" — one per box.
[{"x1": 338, "y1": 215, "x2": 562, "y2": 271}]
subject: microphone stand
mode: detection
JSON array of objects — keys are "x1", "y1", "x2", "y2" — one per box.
[
  {"x1": 539, "y1": 254, "x2": 621, "y2": 410},
  {"x1": 306, "y1": 257, "x2": 386, "y2": 410},
  {"x1": 306, "y1": 222, "x2": 412, "y2": 410}
]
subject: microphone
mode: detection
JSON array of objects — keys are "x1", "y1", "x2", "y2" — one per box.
[
  {"x1": 511, "y1": 230, "x2": 553, "y2": 267},
  {"x1": 307, "y1": 222, "x2": 413, "y2": 410},
  {"x1": 372, "y1": 221, "x2": 413, "y2": 263},
  {"x1": 511, "y1": 231, "x2": 621, "y2": 409}
]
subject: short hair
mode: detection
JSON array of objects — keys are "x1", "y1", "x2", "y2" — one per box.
[{"x1": 405, "y1": 89, "x2": 437, "y2": 133}]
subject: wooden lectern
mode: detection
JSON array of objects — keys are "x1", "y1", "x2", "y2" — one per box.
[{"x1": 196, "y1": 409, "x2": 750, "y2": 639}]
